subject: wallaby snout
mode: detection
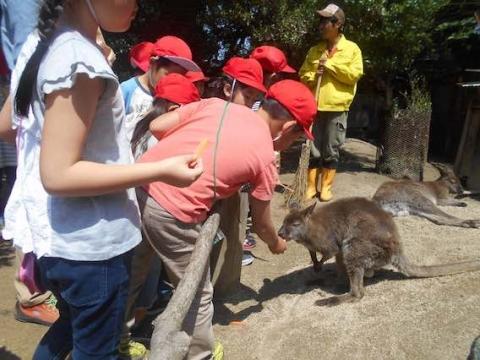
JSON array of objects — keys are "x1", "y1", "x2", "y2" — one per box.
[{"x1": 277, "y1": 225, "x2": 287, "y2": 240}]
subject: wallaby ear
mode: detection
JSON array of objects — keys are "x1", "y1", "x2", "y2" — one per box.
[
  {"x1": 301, "y1": 201, "x2": 317, "y2": 217},
  {"x1": 288, "y1": 200, "x2": 301, "y2": 211}
]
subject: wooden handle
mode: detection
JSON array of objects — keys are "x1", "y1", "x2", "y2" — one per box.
[
  {"x1": 315, "y1": 74, "x2": 322, "y2": 101},
  {"x1": 315, "y1": 51, "x2": 328, "y2": 102}
]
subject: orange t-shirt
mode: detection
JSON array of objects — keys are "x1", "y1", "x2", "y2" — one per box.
[{"x1": 139, "y1": 98, "x2": 278, "y2": 224}]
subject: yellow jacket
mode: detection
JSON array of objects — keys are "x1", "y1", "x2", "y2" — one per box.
[{"x1": 299, "y1": 35, "x2": 363, "y2": 112}]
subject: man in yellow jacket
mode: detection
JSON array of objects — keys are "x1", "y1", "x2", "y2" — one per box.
[{"x1": 299, "y1": 3, "x2": 363, "y2": 201}]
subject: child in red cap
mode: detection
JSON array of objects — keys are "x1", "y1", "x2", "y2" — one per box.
[
  {"x1": 203, "y1": 56, "x2": 269, "y2": 263},
  {"x1": 125, "y1": 79, "x2": 316, "y2": 360},
  {"x1": 121, "y1": 73, "x2": 200, "y2": 359},
  {"x1": 186, "y1": 70, "x2": 208, "y2": 97},
  {"x1": 204, "y1": 56, "x2": 266, "y2": 108},
  {"x1": 250, "y1": 45, "x2": 296, "y2": 88},
  {"x1": 246, "y1": 46, "x2": 303, "y2": 254},
  {"x1": 121, "y1": 36, "x2": 200, "y2": 141},
  {"x1": 249, "y1": 46, "x2": 303, "y2": 150},
  {"x1": 129, "y1": 41, "x2": 155, "y2": 74},
  {"x1": 131, "y1": 73, "x2": 200, "y2": 158}
]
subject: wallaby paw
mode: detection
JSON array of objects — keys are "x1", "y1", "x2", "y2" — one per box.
[{"x1": 457, "y1": 202, "x2": 468, "y2": 207}]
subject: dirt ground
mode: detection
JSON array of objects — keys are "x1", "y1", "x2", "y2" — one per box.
[{"x1": 1, "y1": 139, "x2": 480, "y2": 359}]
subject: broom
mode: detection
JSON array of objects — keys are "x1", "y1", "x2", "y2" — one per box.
[
  {"x1": 284, "y1": 52, "x2": 327, "y2": 207},
  {"x1": 284, "y1": 141, "x2": 311, "y2": 207}
]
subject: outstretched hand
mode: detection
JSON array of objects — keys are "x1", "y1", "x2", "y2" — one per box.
[{"x1": 268, "y1": 237, "x2": 287, "y2": 254}]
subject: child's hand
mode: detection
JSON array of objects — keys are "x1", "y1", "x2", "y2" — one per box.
[
  {"x1": 158, "y1": 154, "x2": 204, "y2": 187},
  {"x1": 268, "y1": 237, "x2": 287, "y2": 254}
]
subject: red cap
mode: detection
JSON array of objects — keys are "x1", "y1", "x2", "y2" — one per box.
[
  {"x1": 222, "y1": 57, "x2": 267, "y2": 93},
  {"x1": 152, "y1": 36, "x2": 200, "y2": 72},
  {"x1": 250, "y1": 46, "x2": 296, "y2": 74},
  {"x1": 266, "y1": 80, "x2": 317, "y2": 140},
  {"x1": 129, "y1": 41, "x2": 155, "y2": 72},
  {"x1": 185, "y1": 70, "x2": 208, "y2": 83},
  {"x1": 154, "y1": 73, "x2": 200, "y2": 105}
]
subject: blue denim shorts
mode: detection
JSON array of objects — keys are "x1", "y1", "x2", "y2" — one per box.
[{"x1": 34, "y1": 251, "x2": 132, "y2": 360}]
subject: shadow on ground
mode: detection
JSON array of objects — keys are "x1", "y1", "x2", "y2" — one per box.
[
  {"x1": 213, "y1": 263, "x2": 408, "y2": 325},
  {"x1": 0, "y1": 240, "x2": 15, "y2": 268},
  {"x1": 0, "y1": 347, "x2": 21, "y2": 360},
  {"x1": 279, "y1": 139, "x2": 377, "y2": 179}
]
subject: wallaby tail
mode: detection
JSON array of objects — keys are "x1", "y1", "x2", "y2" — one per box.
[{"x1": 393, "y1": 254, "x2": 480, "y2": 278}]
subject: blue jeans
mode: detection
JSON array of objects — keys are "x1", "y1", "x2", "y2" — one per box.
[{"x1": 34, "y1": 252, "x2": 132, "y2": 360}]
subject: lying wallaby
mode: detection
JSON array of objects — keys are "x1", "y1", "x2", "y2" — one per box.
[
  {"x1": 373, "y1": 163, "x2": 480, "y2": 228},
  {"x1": 278, "y1": 197, "x2": 480, "y2": 306}
]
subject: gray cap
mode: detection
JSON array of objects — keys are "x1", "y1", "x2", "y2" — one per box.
[{"x1": 317, "y1": 4, "x2": 345, "y2": 24}]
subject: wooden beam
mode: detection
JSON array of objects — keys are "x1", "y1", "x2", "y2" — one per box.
[{"x1": 455, "y1": 99, "x2": 474, "y2": 176}]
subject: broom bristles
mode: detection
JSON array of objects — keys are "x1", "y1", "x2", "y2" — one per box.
[{"x1": 285, "y1": 141, "x2": 311, "y2": 207}]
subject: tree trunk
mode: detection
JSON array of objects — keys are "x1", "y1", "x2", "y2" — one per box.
[{"x1": 149, "y1": 213, "x2": 220, "y2": 360}]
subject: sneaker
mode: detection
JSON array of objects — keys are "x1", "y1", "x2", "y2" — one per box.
[
  {"x1": 241, "y1": 252, "x2": 254, "y2": 267},
  {"x1": 131, "y1": 319, "x2": 154, "y2": 346},
  {"x1": 242, "y1": 234, "x2": 256, "y2": 251},
  {"x1": 213, "y1": 341, "x2": 224, "y2": 360},
  {"x1": 15, "y1": 296, "x2": 59, "y2": 326},
  {"x1": 119, "y1": 339, "x2": 148, "y2": 360}
]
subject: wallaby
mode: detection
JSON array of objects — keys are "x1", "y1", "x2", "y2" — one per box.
[
  {"x1": 278, "y1": 197, "x2": 480, "y2": 306},
  {"x1": 373, "y1": 163, "x2": 480, "y2": 228}
]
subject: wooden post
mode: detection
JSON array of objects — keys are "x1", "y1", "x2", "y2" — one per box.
[
  {"x1": 150, "y1": 214, "x2": 220, "y2": 360},
  {"x1": 210, "y1": 191, "x2": 248, "y2": 298},
  {"x1": 455, "y1": 98, "x2": 474, "y2": 175}
]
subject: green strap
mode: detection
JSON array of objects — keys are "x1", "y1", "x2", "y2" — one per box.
[{"x1": 212, "y1": 100, "x2": 230, "y2": 205}]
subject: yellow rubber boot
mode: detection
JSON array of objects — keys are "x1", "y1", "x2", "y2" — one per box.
[
  {"x1": 320, "y1": 168, "x2": 336, "y2": 202},
  {"x1": 305, "y1": 168, "x2": 320, "y2": 200}
]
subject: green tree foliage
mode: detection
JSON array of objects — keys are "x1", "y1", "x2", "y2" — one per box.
[
  {"x1": 201, "y1": 0, "x2": 448, "y2": 80},
  {"x1": 110, "y1": 0, "x2": 473, "y2": 86},
  {"x1": 429, "y1": 0, "x2": 480, "y2": 70},
  {"x1": 106, "y1": 0, "x2": 208, "y2": 80}
]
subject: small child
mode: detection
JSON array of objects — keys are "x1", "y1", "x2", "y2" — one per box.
[
  {"x1": 133, "y1": 79, "x2": 316, "y2": 359},
  {"x1": 121, "y1": 73, "x2": 200, "y2": 359},
  {"x1": 204, "y1": 56, "x2": 266, "y2": 107},
  {"x1": 131, "y1": 73, "x2": 200, "y2": 158},
  {"x1": 11, "y1": 0, "x2": 202, "y2": 357},
  {"x1": 129, "y1": 41, "x2": 155, "y2": 74},
  {"x1": 250, "y1": 45, "x2": 304, "y2": 152},
  {"x1": 121, "y1": 36, "x2": 200, "y2": 140},
  {"x1": 203, "y1": 57, "x2": 268, "y2": 263},
  {"x1": 250, "y1": 45, "x2": 297, "y2": 88},
  {"x1": 186, "y1": 70, "x2": 208, "y2": 97}
]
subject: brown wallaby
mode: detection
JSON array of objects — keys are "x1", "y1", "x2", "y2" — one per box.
[
  {"x1": 373, "y1": 163, "x2": 480, "y2": 228},
  {"x1": 278, "y1": 197, "x2": 480, "y2": 306}
]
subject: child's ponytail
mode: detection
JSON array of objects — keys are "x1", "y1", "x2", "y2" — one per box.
[
  {"x1": 131, "y1": 98, "x2": 172, "y2": 157},
  {"x1": 15, "y1": 0, "x2": 65, "y2": 117}
]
